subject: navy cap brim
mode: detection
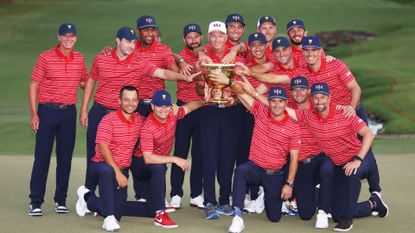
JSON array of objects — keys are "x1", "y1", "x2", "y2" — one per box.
[
  {"x1": 302, "y1": 45, "x2": 321, "y2": 49},
  {"x1": 268, "y1": 96, "x2": 287, "y2": 100},
  {"x1": 291, "y1": 84, "x2": 309, "y2": 89},
  {"x1": 311, "y1": 91, "x2": 329, "y2": 95},
  {"x1": 139, "y1": 25, "x2": 158, "y2": 29}
]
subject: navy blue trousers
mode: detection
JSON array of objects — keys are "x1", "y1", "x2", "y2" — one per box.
[
  {"x1": 86, "y1": 162, "x2": 154, "y2": 220},
  {"x1": 131, "y1": 100, "x2": 152, "y2": 199},
  {"x1": 294, "y1": 154, "x2": 334, "y2": 220},
  {"x1": 29, "y1": 103, "x2": 76, "y2": 205},
  {"x1": 235, "y1": 105, "x2": 259, "y2": 200},
  {"x1": 85, "y1": 103, "x2": 114, "y2": 190},
  {"x1": 233, "y1": 161, "x2": 285, "y2": 222},
  {"x1": 332, "y1": 161, "x2": 374, "y2": 222},
  {"x1": 200, "y1": 105, "x2": 240, "y2": 206},
  {"x1": 130, "y1": 156, "x2": 167, "y2": 212},
  {"x1": 170, "y1": 100, "x2": 203, "y2": 198},
  {"x1": 356, "y1": 104, "x2": 381, "y2": 193}
]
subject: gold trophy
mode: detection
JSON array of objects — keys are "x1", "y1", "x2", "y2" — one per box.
[{"x1": 201, "y1": 63, "x2": 236, "y2": 104}]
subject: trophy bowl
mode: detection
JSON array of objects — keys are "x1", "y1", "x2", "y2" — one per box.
[{"x1": 201, "y1": 63, "x2": 236, "y2": 104}]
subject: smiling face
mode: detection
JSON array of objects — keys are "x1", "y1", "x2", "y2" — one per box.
[
  {"x1": 258, "y1": 22, "x2": 276, "y2": 42},
  {"x1": 183, "y1": 32, "x2": 202, "y2": 50},
  {"x1": 208, "y1": 31, "x2": 227, "y2": 50},
  {"x1": 291, "y1": 87, "x2": 310, "y2": 104},
  {"x1": 116, "y1": 38, "x2": 136, "y2": 56},
  {"x1": 139, "y1": 27, "x2": 157, "y2": 46},
  {"x1": 227, "y1": 22, "x2": 244, "y2": 42},
  {"x1": 268, "y1": 98, "x2": 287, "y2": 118},
  {"x1": 288, "y1": 26, "x2": 307, "y2": 45},
  {"x1": 273, "y1": 46, "x2": 292, "y2": 65},
  {"x1": 302, "y1": 47, "x2": 321, "y2": 66},
  {"x1": 312, "y1": 93, "x2": 330, "y2": 113},
  {"x1": 250, "y1": 41, "x2": 266, "y2": 60},
  {"x1": 119, "y1": 89, "x2": 139, "y2": 115},
  {"x1": 57, "y1": 33, "x2": 77, "y2": 50},
  {"x1": 151, "y1": 104, "x2": 172, "y2": 121}
]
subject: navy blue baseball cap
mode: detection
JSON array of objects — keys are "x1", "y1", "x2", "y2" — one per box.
[
  {"x1": 152, "y1": 90, "x2": 172, "y2": 106},
  {"x1": 268, "y1": 86, "x2": 287, "y2": 100},
  {"x1": 257, "y1": 16, "x2": 276, "y2": 28},
  {"x1": 286, "y1": 19, "x2": 306, "y2": 31},
  {"x1": 311, "y1": 82, "x2": 330, "y2": 96},
  {"x1": 225, "y1": 13, "x2": 245, "y2": 26},
  {"x1": 272, "y1": 36, "x2": 291, "y2": 51},
  {"x1": 183, "y1": 23, "x2": 202, "y2": 37},
  {"x1": 116, "y1": 27, "x2": 137, "y2": 40},
  {"x1": 58, "y1": 23, "x2": 77, "y2": 36},
  {"x1": 137, "y1": 15, "x2": 158, "y2": 29},
  {"x1": 302, "y1": 35, "x2": 321, "y2": 49},
  {"x1": 248, "y1": 32, "x2": 266, "y2": 46},
  {"x1": 290, "y1": 76, "x2": 309, "y2": 89}
]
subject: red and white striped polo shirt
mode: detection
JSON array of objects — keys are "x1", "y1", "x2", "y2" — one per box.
[
  {"x1": 92, "y1": 110, "x2": 144, "y2": 168},
  {"x1": 291, "y1": 99, "x2": 321, "y2": 161},
  {"x1": 245, "y1": 51, "x2": 271, "y2": 89},
  {"x1": 176, "y1": 47, "x2": 202, "y2": 102},
  {"x1": 134, "y1": 40, "x2": 176, "y2": 99},
  {"x1": 264, "y1": 59, "x2": 301, "y2": 107},
  {"x1": 137, "y1": 107, "x2": 186, "y2": 157},
  {"x1": 288, "y1": 56, "x2": 355, "y2": 106},
  {"x1": 90, "y1": 49, "x2": 157, "y2": 109},
  {"x1": 249, "y1": 100, "x2": 301, "y2": 170},
  {"x1": 31, "y1": 44, "x2": 88, "y2": 105},
  {"x1": 295, "y1": 104, "x2": 366, "y2": 165}
]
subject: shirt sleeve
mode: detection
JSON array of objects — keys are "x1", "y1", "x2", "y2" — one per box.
[
  {"x1": 139, "y1": 121, "x2": 154, "y2": 153},
  {"x1": 79, "y1": 54, "x2": 89, "y2": 82},
  {"x1": 250, "y1": 99, "x2": 265, "y2": 118},
  {"x1": 95, "y1": 116, "x2": 113, "y2": 145},
  {"x1": 348, "y1": 115, "x2": 367, "y2": 135},
  {"x1": 336, "y1": 60, "x2": 355, "y2": 85},
  {"x1": 137, "y1": 56, "x2": 158, "y2": 77},
  {"x1": 289, "y1": 122, "x2": 302, "y2": 150},
  {"x1": 90, "y1": 55, "x2": 100, "y2": 80},
  {"x1": 31, "y1": 53, "x2": 47, "y2": 82}
]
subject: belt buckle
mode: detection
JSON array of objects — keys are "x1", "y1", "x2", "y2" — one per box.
[
  {"x1": 59, "y1": 104, "x2": 65, "y2": 109},
  {"x1": 266, "y1": 170, "x2": 275, "y2": 175},
  {"x1": 303, "y1": 158, "x2": 311, "y2": 164}
]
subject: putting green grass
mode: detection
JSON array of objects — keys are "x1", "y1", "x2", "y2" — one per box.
[
  {"x1": 0, "y1": 0, "x2": 414, "y2": 155},
  {"x1": 1, "y1": 154, "x2": 414, "y2": 233}
]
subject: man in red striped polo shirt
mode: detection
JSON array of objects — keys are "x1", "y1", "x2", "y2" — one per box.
[
  {"x1": 286, "y1": 19, "x2": 307, "y2": 59},
  {"x1": 209, "y1": 72, "x2": 300, "y2": 233},
  {"x1": 134, "y1": 15, "x2": 184, "y2": 116},
  {"x1": 169, "y1": 23, "x2": 205, "y2": 209},
  {"x1": 76, "y1": 86, "x2": 154, "y2": 232},
  {"x1": 130, "y1": 88, "x2": 210, "y2": 228},
  {"x1": 287, "y1": 82, "x2": 388, "y2": 231},
  {"x1": 80, "y1": 27, "x2": 198, "y2": 192},
  {"x1": 244, "y1": 35, "x2": 383, "y2": 201},
  {"x1": 197, "y1": 21, "x2": 246, "y2": 220},
  {"x1": 28, "y1": 23, "x2": 88, "y2": 216},
  {"x1": 289, "y1": 76, "x2": 334, "y2": 229}
]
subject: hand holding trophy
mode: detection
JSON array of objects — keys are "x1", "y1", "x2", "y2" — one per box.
[{"x1": 201, "y1": 63, "x2": 236, "y2": 104}]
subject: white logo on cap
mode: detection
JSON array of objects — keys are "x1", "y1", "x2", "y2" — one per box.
[
  {"x1": 277, "y1": 39, "x2": 281, "y2": 44},
  {"x1": 274, "y1": 89, "x2": 282, "y2": 95},
  {"x1": 68, "y1": 25, "x2": 72, "y2": 29},
  {"x1": 308, "y1": 39, "x2": 313, "y2": 44},
  {"x1": 254, "y1": 34, "x2": 258, "y2": 38},
  {"x1": 293, "y1": 21, "x2": 297, "y2": 25},
  {"x1": 232, "y1": 15, "x2": 240, "y2": 21},
  {"x1": 130, "y1": 29, "x2": 134, "y2": 34},
  {"x1": 162, "y1": 94, "x2": 166, "y2": 100},
  {"x1": 146, "y1": 18, "x2": 153, "y2": 23},
  {"x1": 315, "y1": 84, "x2": 324, "y2": 90},
  {"x1": 189, "y1": 25, "x2": 196, "y2": 30},
  {"x1": 294, "y1": 79, "x2": 302, "y2": 84}
]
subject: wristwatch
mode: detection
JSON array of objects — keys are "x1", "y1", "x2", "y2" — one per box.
[{"x1": 284, "y1": 180, "x2": 294, "y2": 188}]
